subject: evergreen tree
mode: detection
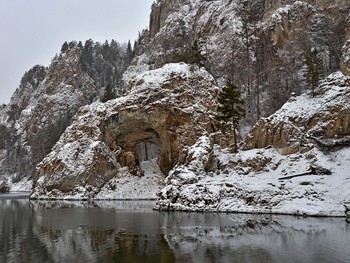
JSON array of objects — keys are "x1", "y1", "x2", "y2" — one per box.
[
  {"x1": 102, "y1": 40, "x2": 110, "y2": 59},
  {"x1": 68, "y1": 41, "x2": 77, "y2": 49},
  {"x1": 80, "y1": 39, "x2": 94, "y2": 71},
  {"x1": 126, "y1": 40, "x2": 134, "y2": 63},
  {"x1": 304, "y1": 48, "x2": 323, "y2": 98},
  {"x1": 188, "y1": 40, "x2": 204, "y2": 67},
  {"x1": 216, "y1": 79, "x2": 245, "y2": 152},
  {"x1": 101, "y1": 83, "x2": 116, "y2": 102},
  {"x1": 61, "y1": 41, "x2": 69, "y2": 53}
]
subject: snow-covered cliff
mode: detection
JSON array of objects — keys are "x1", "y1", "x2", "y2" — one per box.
[
  {"x1": 1, "y1": 0, "x2": 350, "y2": 217},
  {"x1": 129, "y1": 0, "x2": 350, "y2": 124},
  {"x1": 156, "y1": 72, "x2": 350, "y2": 216},
  {"x1": 31, "y1": 63, "x2": 219, "y2": 199},
  {"x1": 0, "y1": 41, "x2": 130, "y2": 189}
]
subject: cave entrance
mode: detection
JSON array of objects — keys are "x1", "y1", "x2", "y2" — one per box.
[
  {"x1": 136, "y1": 141, "x2": 161, "y2": 162},
  {"x1": 113, "y1": 125, "x2": 174, "y2": 176},
  {"x1": 134, "y1": 130, "x2": 163, "y2": 178}
]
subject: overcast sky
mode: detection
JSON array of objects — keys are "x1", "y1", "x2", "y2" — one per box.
[{"x1": 0, "y1": 0, "x2": 154, "y2": 105}]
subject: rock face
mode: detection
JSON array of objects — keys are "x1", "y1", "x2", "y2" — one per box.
[
  {"x1": 2, "y1": 0, "x2": 350, "y2": 216},
  {"x1": 155, "y1": 72, "x2": 350, "y2": 216},
  {"x1": 156, "y1": 143, "x2": 350, "y2": 216},
  {"x1": 31, "y1": 63, "x2": 219, "y2": 199},
  {"x1": 244, "y1": 72, "x2": 350, "y2": 152},
  {"x1": 341, "y1": 35, "x2": 350, "y2": 75},
  {"x1": 0, "y1": 40, "x2": 131, "y2": 188},
  {"x1": 1, "y1": 47, "x2": 98, "y2": 184},
  {"x1": 130, "y1": 0, "x2": 350, "y2": 125}
]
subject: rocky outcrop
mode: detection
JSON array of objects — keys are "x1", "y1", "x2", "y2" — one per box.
[
  {"x1": 6, "y1": 65, "x2": 47, "y2": 121},
  {"x1": 155, "y1": 70, "x2": 350, "y2": 215},
  {"x1": 149, "y1": 0, "x2": 182, "y2": 37},
  {"x1": 31, "y1": 63, "x2": 219, "y2": 199},
  {"x1": 130, "y1": 0, "x2": 349, "y2": 125},
  {"x1": 341, "y1": 34, "x2": 350, "y2": 75},
  {"x1": 156, "y1": 144, "x2": 350, "y2": 216},
  {"x1": 0, "y1": 40, "x2": 131, "y2": 187},
  {"x1": 2, "y1": 47, "x2": 98, "y2": 183},
  {"x1": 244, "y1": 72, "x2": 350, "y2": 152}
]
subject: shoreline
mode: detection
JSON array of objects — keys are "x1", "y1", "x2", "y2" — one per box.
[{"x1": 3, "y1": 192, "x2": 348, "y2": 219}]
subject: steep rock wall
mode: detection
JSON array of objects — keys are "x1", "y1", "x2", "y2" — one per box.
[
  {"x1": 130, "y1": 0, "x2": 350, "y2": 126},
  {"x1": 0, "y1": 40, "x2": 131, "y2": 186},
  {"x1": 2, "y1": 47, "x2": 98, "y2": 182}
]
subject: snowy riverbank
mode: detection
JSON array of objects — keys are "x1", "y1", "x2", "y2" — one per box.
[{"x1": 156, "y1": 139, "x2": 350, "y2": 217}]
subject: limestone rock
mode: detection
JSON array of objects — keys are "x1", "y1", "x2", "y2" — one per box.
[
  {"x1": 341, "y1": 35, "x2": 350, "y2": 75},
  {"x1": 128, "y1": 0, "x2": 349, "y2": 126},
  {"x1": 3, "y1": 47, "x2": 98, "y2": 181},
  {"x1": 0, "y1": 40, "x2": 130, "y2": 186},
  {"x1": 244, "y1": 72, "x2": 350, "y2": 151},
  {"x1": 31, "y1": 63, "x2": 219, "y2": 199}
]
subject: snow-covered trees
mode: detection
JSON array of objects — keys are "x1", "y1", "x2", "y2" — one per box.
[{"x1": 60, "y1": 38, "x2": 133, "y2": 95}]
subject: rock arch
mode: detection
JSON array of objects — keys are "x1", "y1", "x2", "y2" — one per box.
[
  {"x1": 103, "y1": 108, "x2": 192, "y2": 176},
  {"x1": 32, "y1": 63, "x2": 220, "y2": 199}
]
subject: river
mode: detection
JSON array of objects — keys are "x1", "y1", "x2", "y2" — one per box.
[{"x1": 1, "y1": 193, "x2": 349, "y2": 263}]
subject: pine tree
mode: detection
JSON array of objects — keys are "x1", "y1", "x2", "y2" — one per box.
[
  {"x1": 126, "y1": 40, "x2": 134, "y2": 63},
  {"x1": 101, "y1": 83, "x2": 116, "y2": 102},
  {"x1": 80, "y1": 39, "x2": 94, "y2": 70},
  {"x1": 188, "y1": 40, "x2": 204, "y2": 67},
  {"x1": 216, "y1": 79, "x2": 245, "y2": 152},
  {"x1": 61, "y1": 41, "x2": 69, "y2": 53},
  {"x1": 304, "y1": 48, "x2": 323, "y2": 98}
]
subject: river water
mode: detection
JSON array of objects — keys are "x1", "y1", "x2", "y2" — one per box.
[{"x1": 1, "y1": 193, "x2": 349, "y2": 263}]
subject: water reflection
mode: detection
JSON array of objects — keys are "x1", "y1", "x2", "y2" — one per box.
[{"x1": 1, "y1": 196, "x2": 350, "y2": 263}]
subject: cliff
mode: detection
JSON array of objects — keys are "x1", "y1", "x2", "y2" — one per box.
[
  {"x1": 129, "y1": 0, "x2": 349, "y2": 125},
  {"x1": 156, "y1": 71, "x2": 350, "y2": 216},
  {"x1": 1, "y1": 0, "x2": 350, "y2": 216},
  {"x1": 0, "y1": 40, "x2": 130, "y2": 189},
  {"x1": 244, "y1": 72, "x2": 350, "y2": 152}
]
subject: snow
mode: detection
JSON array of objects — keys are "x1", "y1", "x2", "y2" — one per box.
[
  {"x1": 126, "y1": 62, "x2": 213, "y2": 94},
  {"x1": 32, "y1": 159, "x2": 164, "y2": 200},
  {"x1": 158, "y1": 143, "x2": 350, "y2": 216},
  {"x1": 95, "y1": 159, "x2": 164, "y2": 200},
  {"x1": 268, "y1": 71, "x2": 349, "y2": 125},
  {"x1": 0, "y1": 173, "x2": 32, "y2": 192},
  {"x1": 156, "y1": 69, "x2": 350, "y2": 216},
  {"x1": 269, "y1": 1, "x2": 313, "y2": 22},
  {"x1": 342, "y1": 37, "x2": 350, "y2": 64}
]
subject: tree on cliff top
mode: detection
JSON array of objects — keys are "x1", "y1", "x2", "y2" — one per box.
[
  {"x1": 216, "y1": 79, "x2": 245, "y2": 152},
  {"x1": 61, "y1": 41, "x2": 69, "y2": 53}
]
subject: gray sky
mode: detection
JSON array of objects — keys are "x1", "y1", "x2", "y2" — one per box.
[{"x1": 0, "y1": 0, "x2": 154, "y2": 105}]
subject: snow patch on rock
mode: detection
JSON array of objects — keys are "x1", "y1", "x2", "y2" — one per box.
[{"x1": 157, "y1": 144, "x2": 350, "y2": 216}]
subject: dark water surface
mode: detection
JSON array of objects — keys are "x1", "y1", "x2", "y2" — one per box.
[{"x1": 1, "y1": 194, "x2": 349, "y2": 263}]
